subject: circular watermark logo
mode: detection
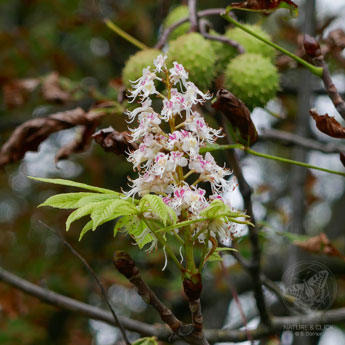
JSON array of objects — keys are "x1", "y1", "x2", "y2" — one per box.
[{"x1": 281, "y1": 261, "x2": 337, "y2": 313}]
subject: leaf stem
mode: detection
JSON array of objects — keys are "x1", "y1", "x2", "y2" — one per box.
[
  {"x1": 246, "y1": 148, "x2": 345, "y2": 177},
  {"x1": 104, "y1": 19, "x2": 148, "y2": 51},
  {"x1": 200, "y1": 145, "x2": 345, "y2": 177},
  {"x1": 200, "y1": 144, "x2": 242, "y2": 153},
  {"x1": 221, "y1": 12, "x2": 323, "y2": 77},
  {"x1": 144, "y1": 220, "x2": 183, "y2": 270}
]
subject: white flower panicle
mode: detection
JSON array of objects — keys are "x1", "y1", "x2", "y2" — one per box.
[{"x1": 124, "y1": 55, "x2": 239, "y2": 246}]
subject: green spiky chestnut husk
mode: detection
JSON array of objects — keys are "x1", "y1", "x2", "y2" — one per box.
[
  {"x1": 167, "y1": 33, "x2": 216, "y2": 91},
  {"x1": 225, "y1": 24, "x2": 276, "y2": 60},
  {"x1": 163, "y1": 5, "x2": 190, "y2": 41},
  {"x1": 224, "y1": 53, "x2": 279, "y2": 110},
  {"x1": 122, "y1": 49, "x2": 161, "y2": 88}
]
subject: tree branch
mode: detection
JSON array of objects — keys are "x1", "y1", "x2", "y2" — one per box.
[
  {"x1": 259, "y1": 128, "x2": 345, "y2": 154},
  {"x1": 114, "y1": 251, "x2": 209, "y2": 345},
  {"x1": 198, "y1": 19, "x2": 244, "y2": 54},
  {"x1": 188, "y1": 0, "x2": 198, "y2": 32},
  {"x1": 0, "y1": 265, "x2": 163, "y2": 337},
  {"x1": 220, "y1": 115, "x2": 271, "y2": 328},
  {"x1": 304, "y1": 34, "x2": 345, "y2": 120},
  {"x1": 39, "y1": 221, "x2": 131, "y2": 345},
  {"x1": 2, "y1": 264, "x2": 345, "y2": 343}
]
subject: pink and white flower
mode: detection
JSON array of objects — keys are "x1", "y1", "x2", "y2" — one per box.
[
  {"x1": 169, "y1": 61, "x2": 189, "y2": 87},
  {"x1": 123, "y1": 54, "x2": 242, "y2": 244}
]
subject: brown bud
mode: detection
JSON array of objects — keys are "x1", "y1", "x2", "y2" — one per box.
[
  {"x1": 183, "y1": 273, "x2": 202, "y2": 301},
  {"x1": 303, "y1": 34, "x2": 322, "y2": 58},
  {"x1": 113, "y1": 251, "x2": 138, "y2": 279}
]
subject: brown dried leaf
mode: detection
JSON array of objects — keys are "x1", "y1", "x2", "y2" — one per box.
[
  {"x1": 42, "y1": 72, "x2": 71, "y2": 103},
  {"x1": 294, "y1": 233, "x2": 345, "y2": 261},
  {"x1": 212, "y1": 89, "x2": 258, "y2": 145},
  {"x1": 229, "y1": 0, "x2": 298, "y2": 17},
  {"x1": 310, "y1": 109, "x2": 345, "y2": 138},
  {"x1": 3, "y1": 78, "x2": 40, "y2": 109},
  {"x1": 0, "y1": 105, "x2": 108, "y2": 168},
  {"x1": 92, "y1": 127, "x2": 138, "y2": 154},
  {"x1": 55, "y1": 125, "x2": 95, "y2": 163}
]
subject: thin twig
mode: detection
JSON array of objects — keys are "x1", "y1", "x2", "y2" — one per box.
[
  {"x1": 39, "y1": 221, "x2": 131, "y2": 345},
  {"x1": 188, "y1": 0, "x2": 198, "y2": 32},
  {"x1": 198, "y1": 19, "x2": 244, "y2": 54},
  {"x1": 155, "y1": 8, "x2": 226, "y2": 49},
  {"x1": 310, "y1": 45, "x2": 345, "y2": 120},
  {"x1": 220, "y1": 261, "x2": 254, "y2": 344},
  {"x1": 259, "y1": 128, "x2": 345, "y2": 154}
]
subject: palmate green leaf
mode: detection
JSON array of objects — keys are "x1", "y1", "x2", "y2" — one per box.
[
  {"x1": 113, "y1": 216, "x2": 130, "y2": 238},
  {"x1": 79, "y1": 220, "x2": 93, "y2": 241},
  {"x1": 91, "y1": 199, "x2": 138, "y2": 230},
  {"x1": 128, "y1": 220, "x2": 155, "y2": 249},
  {"x1": 200, "y1": 200, "x2": 227, "y2": 219},
  {"x1": 66, "y1": 202, "x2": 105, "y2": 231},
  {"x1": 38, "y1": 192, "x2": 96, "y2": 209},
  {"x1": 79, "y1": 211, "x2": 123, "y2": 241},
  {"x1": 140, "y1": 194, "x2": 176, "y2": 225},
  {"x1": 29, "y1": 176, "x2": 119, "y2": 194},
  {"x1": 76, "y1": 193, "x2": 120, "y2": 207}
]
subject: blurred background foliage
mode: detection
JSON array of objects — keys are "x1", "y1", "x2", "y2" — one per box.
[{"x1": 0, "y1": 0, "x2": 344, "y2": 344}]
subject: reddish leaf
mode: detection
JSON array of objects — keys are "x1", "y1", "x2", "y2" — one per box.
[
  {"x1": 303, "y1": 34, "x2": 322, "y2": 58},
  {"x1": 310, "y1": 109, "x2": 345, "y2": 138},
  {"x1": 294, "y1": 233, "x2": 345, "y2": 261},
  {"x1": 229, "y1": 0, "x2": 298, "y2": 18},
  {"x1": 92, "y1": 127, "x2": 138, "y2": 154},
  {"x1": 0, "y1": 105, "x2": 108, "y2": 168},
  {"x1": 212, "y1": 89, "x2": 258, "y2": 145}
]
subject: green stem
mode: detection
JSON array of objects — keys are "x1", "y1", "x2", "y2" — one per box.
[
  {"x1": 104, "y1": 19, "x2": 148, "y2": 51},
  {"x1": 201, "y1": 144, "x2": 345, "y2": 177},
  {"x1": 200, "y1": 144, "x2": 242, "y2": 153},
  {"x1": 198, "y1": 230, "x2": 210, "y2": 272},
  {"x1": 246, "y1": 148, "x2": 345, "y2": 177},
  {"x1": 221, "y1": 12, "x2": 323, "y2": 78},
  {"x1": 173, "y1": 230, "x2": 185, "y2": 245},
  {"x1": 143, "y1": 219, "x2": 183, "y2": 270},
  {"x1": 157, "y1": 217, "x2": 208, "y2": 233}
]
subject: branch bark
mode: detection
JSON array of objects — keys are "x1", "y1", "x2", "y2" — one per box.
[
  {"x1": 198, "y1": 19, "x2": 244, "y2": 54},
  {"x1": 114, "y1": 251, "x2": 209, "y2": 345},
  {"x1": 2, "y1": 264, "x2": 345, "y2": 343},
  {"x1": 188, "y1": 0, "x2": 198, "y2": 32},
  {"x1": 220, "y1": 115, "x2": 271, "y2": 328},
  {"x1": 259, "y1": 128, "x2": 345, "y2": 154}
]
